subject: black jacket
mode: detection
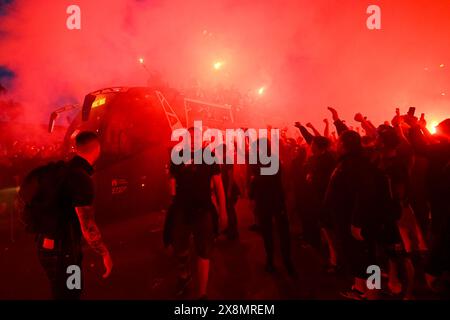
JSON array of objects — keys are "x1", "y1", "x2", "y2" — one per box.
[{"x1": 324, "y1": 152, "x2": 391, "y2": 239}]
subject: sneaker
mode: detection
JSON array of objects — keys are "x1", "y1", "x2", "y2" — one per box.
[{"x1": 340, "y1": 287, "x2": 367, "y2": 300}]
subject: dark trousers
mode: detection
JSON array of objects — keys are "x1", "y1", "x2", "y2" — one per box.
[
  {"x1": 226, "y1": 198, "x2": 239, "y2": 237},
  {"x1": 337, "y1": 231, "x2": 377, "y2": 279},
  {"x1": 36, "y1": 235, "x2": 83, "y2": 300},
  {"x1": 169, "y1": 205, "x2": 217, "y2": 280},
  {"x1": 410, "y1": 197, "x2": 430, "y2": 237},
  {"x1": 256, "y1": 207, "x2": 292, "y2": 265},
  {"x1": 426, "y1": 207, "x2": 450, "y2": 276},
  {"x1": 299, "y1": 207, "x2": 321, "y2": 249}
]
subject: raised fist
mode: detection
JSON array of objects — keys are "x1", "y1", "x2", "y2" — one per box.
[
  {"x1": 354, "y1": 113, "x2": 364, "y2": 122},
  {"x1": 327, "y1": 107, "x2": 339, "y2": 121}
]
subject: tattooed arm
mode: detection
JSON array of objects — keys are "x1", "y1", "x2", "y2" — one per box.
[{"x1": 75, "y1": 206, "x2": 113, "y2": 278}]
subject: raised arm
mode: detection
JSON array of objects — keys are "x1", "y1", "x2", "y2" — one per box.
[
  {"x1": 402, "y1": 112, "x2": 431, "y2": 156},
  {"x1": 417, "y1": 113, "x2": 436, "y2": 144},
  {"x1": 306, "y1": 122, "x2": 322, "y2": 137},
  {"x1": 327, "y1": 107, "x2": 348, "y2": 135},
  {"x1": 323, "y1": 119, "x2": 330, "y2": 138},
  {"x1": 354, "y1": 113, "x2": 377, "y2": 138},
  {"x1": 391, "y1": 108, "x2": 409, "y2": 144},
  {"x1": 295, "y1": 122, "x2": 314, "y2": 145}
]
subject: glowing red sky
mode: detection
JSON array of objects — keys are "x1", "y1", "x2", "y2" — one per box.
[{"x1": 0, "y1": 0, "x2": 449, "y2": 127}]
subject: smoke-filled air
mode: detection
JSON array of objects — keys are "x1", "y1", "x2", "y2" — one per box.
[{"x1": 0, "y1": 0, "x2": 449, "y2": 126}]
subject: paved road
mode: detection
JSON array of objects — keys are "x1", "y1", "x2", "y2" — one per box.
[{"x1": 0, "y1": 199, "x2": 440, "y2": 300}]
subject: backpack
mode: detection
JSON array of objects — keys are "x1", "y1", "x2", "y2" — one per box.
[{"x1": 18, "y1": 161, "x2": 68, "y2": 235}]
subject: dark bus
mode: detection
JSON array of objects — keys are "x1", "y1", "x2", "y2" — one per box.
[
  {"x1": 50, "y1": 87, "x2": 184, "y2": 223},
  {"x1": 49, "y1": 86, "x2": 237, "y2": 223}
]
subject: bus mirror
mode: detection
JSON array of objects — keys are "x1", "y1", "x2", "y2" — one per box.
[
  {"x1": 48, "y1": 112, "x2": 57, "y2": 133},
  {"x1": 82, "y1": 93, "x2": 96, "y2": 121}
]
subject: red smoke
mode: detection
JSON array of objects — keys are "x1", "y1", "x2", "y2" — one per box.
[{"x1": 0, "y1": 0, "x2": 449, "y2": 127}]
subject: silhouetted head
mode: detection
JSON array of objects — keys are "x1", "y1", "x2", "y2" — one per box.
[
  {"x1": 338, "y1": 130, "x2": 362, "y2": 156},
  {"x1": 295, "y1": 145, "x2": 308, "y2": 164},
  {"x1": 377, "y1": 125, "x2": 399, "y2": 150},
  {"x1": 75, "y1": 131, "x2": 101, "y2": 165},
  {"x1": 311, "y1": 136, "x2": 331, "y2": 155}
]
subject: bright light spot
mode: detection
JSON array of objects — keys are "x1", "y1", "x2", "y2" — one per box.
[
  {"x1": 70, "y1": 129, "x2": 80, "y2": 140},
  {"x1": 213, "y1": 61, "x2": 224, "y2": 70},
  {"x1": 257, "y1": 86, "x2": 266, "y2": 95},
  {"x1": 429, "y1": 121, "x2": 439, "y2": 134},
  {"x1": 92, "y1": 96, "x2": 106, "y2": 108},
  {"x1": 138, "y1": 57, "x2": 144, "y2": 64},
  {"x1": 424, "y1": 67, "x2": 429, "y2": 71},
  {"x1": 441, "y1": 92, "x2": 446, "y2": 96},
  {"x1": 440, "y1": 63, "x2": 445, "y2": 68}
]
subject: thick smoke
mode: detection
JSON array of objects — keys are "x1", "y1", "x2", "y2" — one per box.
[{"x1": 0, "y1": 0, "x2": 449, "y2": 127}]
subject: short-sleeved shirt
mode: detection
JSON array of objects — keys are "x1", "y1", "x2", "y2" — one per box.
[
  {"x1": 59, "y1": 156, "x2": 95, "y2": 243},
  {"x1": 250, "y1": 159, "x2": 285, "y2": 212},
  {"x1": 169, "y1": 149, "x2": 220, "y2": 211}
]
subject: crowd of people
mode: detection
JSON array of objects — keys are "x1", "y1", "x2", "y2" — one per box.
[
  {"x1": 0, "y1": 138, "x2": 61, "y2": 218},
  {"x1": 160, "y1": 104, "x2": 450, "y2": 300},
  {"x1": 2, "y1": 99, "x2": 449, "y2": 301},
  {"x1": 216, "y1": 106, "x2": 450, "y2": 300}
]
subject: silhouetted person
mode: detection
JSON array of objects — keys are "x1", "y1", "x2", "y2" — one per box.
[
  {"x1": 250, "y1": 138, "x2": 295, "y2": 275},
  {"x1": 19, "y1": 131, "x2": 112, "y2": 300},
  {"x1": 302, "y1": 136, "x2": 336, "y2": 249},
  {"x1": 324, "y1": 130, "x2": 386, "y2": 299},
  {"x1": 407, "y1": 117, "x2": 450, "y2": 290},
  {"x1": 166, "y1": 127, "x2": 226, "y2": 299},
  {"x1": 376, "y1": 125, "x2": 416, "y2": 299},
  {"x1": 218, "y1": 144, "x2": 240, "y2": 240}
]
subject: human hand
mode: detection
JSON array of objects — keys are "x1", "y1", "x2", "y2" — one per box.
[
  {"x1": 418, "y1": 113, "x2": 427, "y2": 129},
  {"x1": 327, "y1": 107, "x2": 339, "y2": 121},
  {"x1": 354, "y1": 113, "x2": 364, "y2": 123}
]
